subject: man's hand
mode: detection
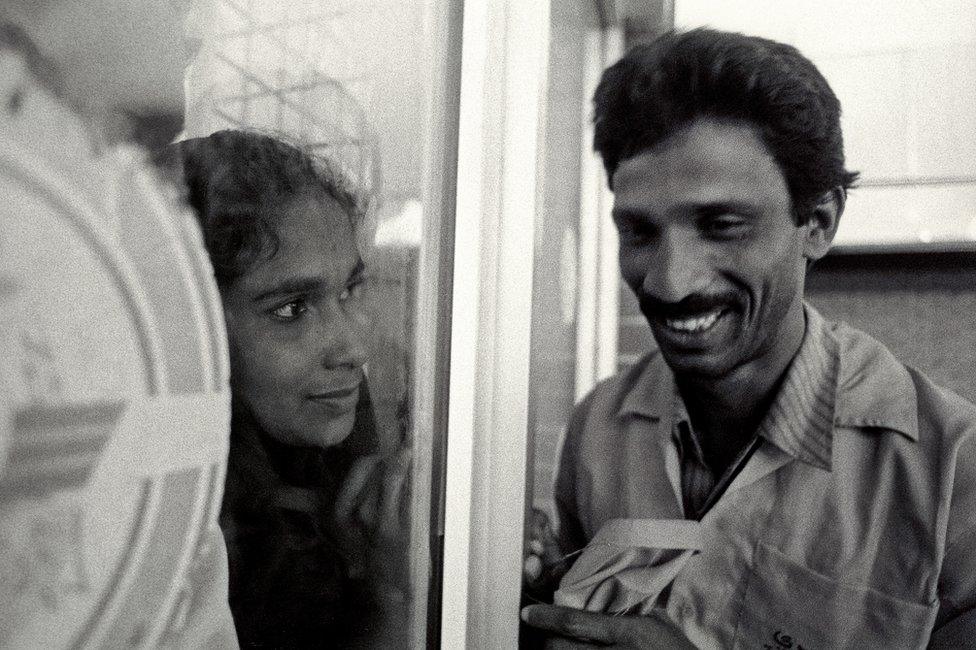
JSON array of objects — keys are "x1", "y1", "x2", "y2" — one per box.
[
  {"x1": 520, "y1": 604, "x2": 697, "y2": 649},
  {"x1": 523, "y1": 508, "x2": 567, "y2": 601}
]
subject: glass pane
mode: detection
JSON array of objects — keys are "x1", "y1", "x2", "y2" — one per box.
[
  {"x1": 183, "y1": 1, "x2": 458, "y2": 646},
  {"x1": 526, "y1": 0, "x2": 611, "y2": 607},
  {"x1": 529, "y1": 0, "x2": 599, "y2": 523},
  {"x1": 1, "y1": 0, "x2": 457, "y2": 646}
]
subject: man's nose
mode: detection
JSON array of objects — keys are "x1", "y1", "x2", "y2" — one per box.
[
  {"x1": 316, "y1": 302, "x2": 369, "y2": 370},
  {"x1": 641, "y1": 232, "x2": 709, "y2": 304}
]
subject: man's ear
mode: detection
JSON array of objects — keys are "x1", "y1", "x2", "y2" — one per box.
[{"x1": 802, "y1": 186, "x2": 845, "y2": 262}]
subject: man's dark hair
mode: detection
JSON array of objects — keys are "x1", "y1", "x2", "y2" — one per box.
[
  {"x1": 593, "y1": 28, "x2": 858, "y2": 223},
  {"x1": 157, "y1": 129, "x2": 367, "y2": 289}
]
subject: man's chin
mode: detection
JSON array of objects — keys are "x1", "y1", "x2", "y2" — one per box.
[{"x1": 657, "y1": 346, "x2": 737, "y2": 381}]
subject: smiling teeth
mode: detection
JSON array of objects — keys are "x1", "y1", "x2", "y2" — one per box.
[{"x1": 665, "y1": 310, "x2": 722, "y2": 333}]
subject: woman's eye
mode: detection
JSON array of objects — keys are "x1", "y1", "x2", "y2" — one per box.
[{"x1": 271, "y1": 300, "x2": 307, "y2": 321}]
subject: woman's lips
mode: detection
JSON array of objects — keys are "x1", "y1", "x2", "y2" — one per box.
[
  {"x1": 308, "y1": 385, "x2": 359, "y2": 400},
  {"x1": 306, "y1": 383, "x2": 361, "y2": 415}
]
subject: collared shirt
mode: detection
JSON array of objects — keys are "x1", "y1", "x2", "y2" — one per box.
[
  {"x1": 675, "y1": 419, "x2": 761, "y2": 520},
  {"x1": 675, "y1": 307, "x2": 839, "y2": 519},
  {"x1": 554, "y1": 305, "x2": 976, "y2": 649}
]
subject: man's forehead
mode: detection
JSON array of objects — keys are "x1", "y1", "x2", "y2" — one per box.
[
  {"x1": 612, "y1": 120, "x2": 788, "y2": 204},
  {"x1": 629, "y1": 119, "x2": 771, "y2": 167}
]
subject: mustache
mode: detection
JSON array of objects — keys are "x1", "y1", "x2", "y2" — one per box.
[{"x1": 638, "y1": 291, "x2": 741, "y2": 320}]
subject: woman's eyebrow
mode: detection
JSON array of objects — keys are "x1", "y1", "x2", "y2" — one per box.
[
  {"x1": 249, "y1": 258, "x2": 366, "y2": 302},
  {"x1": 249, "y1": 276, "x2": 321, "y2": 303}
]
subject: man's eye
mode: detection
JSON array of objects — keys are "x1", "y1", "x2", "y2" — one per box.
[
  {"x1": 271, "y1": 300, "x2": 307, "y2": 321},
  {"x1": 704, "y1": 216, "x2": 747, "y2": 237},
  {"x1": 617, "y1": 221, "x2": 654, "y2": 244}
]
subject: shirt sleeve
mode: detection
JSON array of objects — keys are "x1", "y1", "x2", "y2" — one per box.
[
  {"x1": 931, "y1": 432, "x2": 976, "y2": 646},
  {"x1": 554, "y1": 392, "x2": 596, "y2": 556}
]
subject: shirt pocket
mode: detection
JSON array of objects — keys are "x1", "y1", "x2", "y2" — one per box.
[{"x1": 733, "y1": 543, "x2": 936, "y2": 650}]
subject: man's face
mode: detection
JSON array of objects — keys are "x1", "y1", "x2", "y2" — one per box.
[
  {"x1": 222, "y1": 190, "x2": 369, "y2": 449},
  {"x1": 612, "y1": 118, "x2": 813, "y2": 380}
]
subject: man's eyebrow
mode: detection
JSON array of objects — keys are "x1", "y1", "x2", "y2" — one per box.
[
  {"x1": 693, "y1": 201, "x2": 757, "y2": 218},
  {"x1": 611, "y1": 206, "x2": 648, "y2": 222}
]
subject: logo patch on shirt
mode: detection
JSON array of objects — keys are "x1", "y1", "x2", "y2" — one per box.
[{"x1": 764, "y1": 629, "x2": 807, "y2": 649}]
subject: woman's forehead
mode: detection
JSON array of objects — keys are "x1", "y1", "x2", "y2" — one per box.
[
  {"x1": 237, "y1": 193, "x2": 360, "y2": 296},
  {"x1": 273, "y1": 191, "x2": 356, "y2": 246}
]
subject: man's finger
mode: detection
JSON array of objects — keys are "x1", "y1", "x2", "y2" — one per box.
[
  {"x1": 520, "y1": 604, "x2": 620, "y2": 644},
  {"x1": 545, "y1": 637, "x2": 601, "y2": 650},
  {"x1": 522, "y1": 604, "x2": 696, "y2": 648},
  {"x1": 524, "y1": 554, "x2": 543, "y2": 582}
]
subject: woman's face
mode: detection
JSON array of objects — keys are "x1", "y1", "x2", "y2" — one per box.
[{"x1": 221, "y1": 190, "x2": 369, "y2": 449}]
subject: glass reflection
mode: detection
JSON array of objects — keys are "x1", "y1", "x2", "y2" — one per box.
[
  {"x1": 176, "y1": 0, "x2": 451, "y2": 645},
  {"x1": 2, "y1": 0, "x2": 453, "y2": 646},
  {"x1": 163, "y1": 130, "x2": 408, "y2": 646}
]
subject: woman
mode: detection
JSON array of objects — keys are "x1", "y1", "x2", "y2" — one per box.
[{"x1": 161, "y1": 130, "x2": 408, "y2": 648}]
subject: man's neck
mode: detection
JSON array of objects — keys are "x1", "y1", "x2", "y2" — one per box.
[{"x1": 676, "y1": 303, "x2": 807, "y2": 471}]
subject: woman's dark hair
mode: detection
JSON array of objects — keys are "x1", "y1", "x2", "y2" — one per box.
[
  {"x1": 593, "y1": 28, "x2": 859, "y2": 223},
  {"x1": 158, "y1": 129, "x2": 367, "y2": 288}
]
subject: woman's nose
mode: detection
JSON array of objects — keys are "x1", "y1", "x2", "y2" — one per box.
[{"x1": 317, "y1": 303, "x2": 369, "y2": 370}]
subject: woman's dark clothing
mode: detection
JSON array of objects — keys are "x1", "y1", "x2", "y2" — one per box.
[{"x1": 220, "y1": 385, "x2": 394, "y2": 648}]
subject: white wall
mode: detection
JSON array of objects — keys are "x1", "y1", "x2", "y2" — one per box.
[{"x1": 675, "y1": 0, "x2": 976, "y2": 246}]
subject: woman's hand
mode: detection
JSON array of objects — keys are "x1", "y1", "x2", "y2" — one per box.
[{"x1": 333, "y1": 448, "x2": 412, "y2": 593}]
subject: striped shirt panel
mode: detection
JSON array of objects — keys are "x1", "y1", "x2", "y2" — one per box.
[{"x1": 674, "y1": 308, "x2": 841, "y2": 518}]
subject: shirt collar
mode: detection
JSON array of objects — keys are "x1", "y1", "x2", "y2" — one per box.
[
  {"x1": 752, "y1": 304, "x2": 839, "y2": 470},
  {"x1": 831, "y1": 315, "x2": 919, "y2": 442},
  {"x1": 618, "y1": 343, "x2": 673, "y2": 421},
  {"x1": 616, "y1": 303, "x2": 919, "y2": 472}
]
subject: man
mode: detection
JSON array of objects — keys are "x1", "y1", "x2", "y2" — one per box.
[
  {"x1": 1, "y1": 1, "x2": 237, "y2": 647},
  {"x1": 522, "y1": 28, "x2": 976, "y2": 648}
]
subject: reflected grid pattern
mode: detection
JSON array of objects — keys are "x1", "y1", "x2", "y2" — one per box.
[{"x1": 186, "y1": 0, "x2": 380, "y2": 195}]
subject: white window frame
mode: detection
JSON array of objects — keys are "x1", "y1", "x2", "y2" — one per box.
[
  {"x1": 437, "y1": 1, "x2": 624, "y2": 646},
  {"x1": 575, "y1": 27, "x2": 624, "y2": 400},
  {"x1": 438, "y1": 1, "x2": 551, "y2": 646}
]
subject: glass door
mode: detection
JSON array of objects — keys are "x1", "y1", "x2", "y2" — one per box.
[{"x1": 181, "y1": 0, "x2": 462, "y2": 645}]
